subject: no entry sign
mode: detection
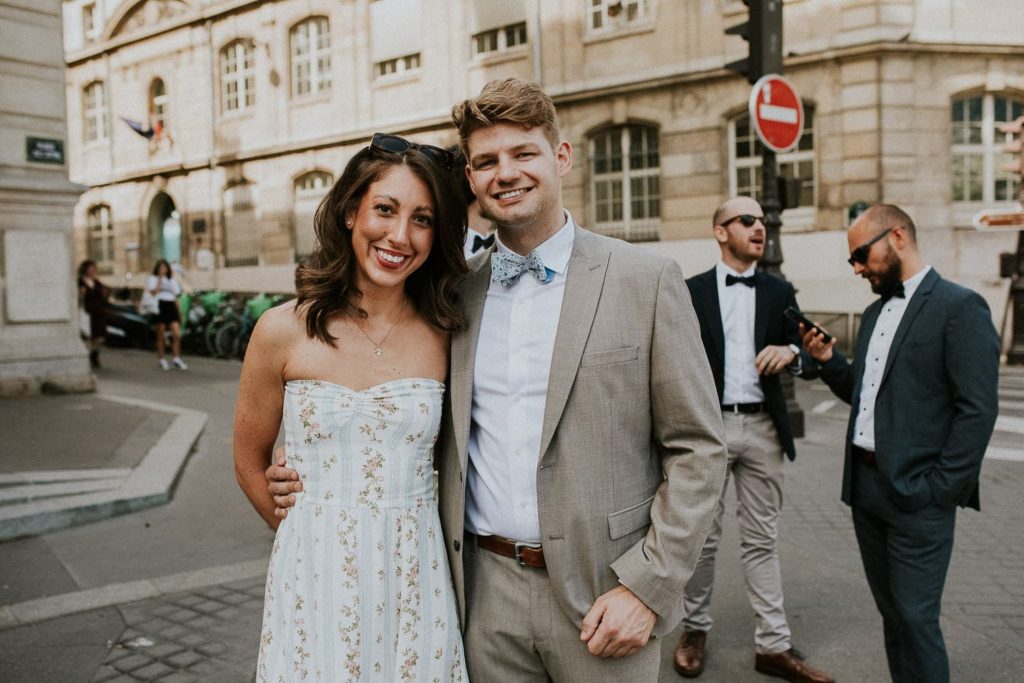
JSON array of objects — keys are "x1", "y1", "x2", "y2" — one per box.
[{"x1": 749, "y1": 74, "x2": 804, "y2": 153}]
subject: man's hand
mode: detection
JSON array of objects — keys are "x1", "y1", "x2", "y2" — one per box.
[
  {"x1": 265, "y1": 447, "x2": 302, "y2": 519},
  {"x1": 580, "y1": 585, "x2": 656, "y2": 658},
  {"x1": 800, "y1": 323, "x2": 836, "y2": 363},
  {"x1": 755, "y1": 344, "x2": 797, "y2": 375}
]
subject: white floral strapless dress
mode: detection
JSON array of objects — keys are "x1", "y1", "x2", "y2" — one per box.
[{"x1": 257, "y1": 378, "x2": 466, "y2": 682}]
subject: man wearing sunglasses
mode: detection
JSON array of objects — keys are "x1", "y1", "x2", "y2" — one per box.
[
  {"x1": 802, "y1": 204, "x2": 999, "y2": 683},
  {"x1": 675, "y1": 196, "x2": 834, "y2": 682}
]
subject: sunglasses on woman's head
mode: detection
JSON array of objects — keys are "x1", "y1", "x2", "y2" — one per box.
[
  {"x1": 369, "y1": 133, "x2": 455, "y2": 170},
  {"x1": 720, "y1": 214, "x2": 764, "y2": 228},
  {"x1": 847, "y1": 227, "x2": 893, "y2": 266}
]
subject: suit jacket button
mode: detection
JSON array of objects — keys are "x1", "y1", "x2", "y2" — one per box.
[{"x1": 453, "y1": 539, "x2": 461, "y2": 552}]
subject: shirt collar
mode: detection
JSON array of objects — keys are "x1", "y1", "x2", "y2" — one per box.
[
  {"x1": 901, "y1": 265, "x2": 931, "y2": 301},
  {"x1": 494, "y1": 210, "x2": 575, "y2": 275}
]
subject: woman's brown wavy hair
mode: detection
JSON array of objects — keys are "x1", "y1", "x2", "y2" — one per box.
[{"x1": 295, "y1": 145, "x2": 467, "y2": 344}]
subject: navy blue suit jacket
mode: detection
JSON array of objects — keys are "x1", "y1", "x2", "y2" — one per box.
[
  {"x1": 817, "y1": 269, "x2": 999, "y2": 511},
  {"x1": 686, "y1": 267, "x2": 814, "y2": 460}
]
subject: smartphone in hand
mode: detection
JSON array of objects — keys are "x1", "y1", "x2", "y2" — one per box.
[{"x1": 784, "y1": 307, "x2": 834, "y2": 344}]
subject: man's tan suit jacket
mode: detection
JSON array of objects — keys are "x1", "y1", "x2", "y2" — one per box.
[{"x1": 437, "y1": 226, "x2": 728, "y2": 637}]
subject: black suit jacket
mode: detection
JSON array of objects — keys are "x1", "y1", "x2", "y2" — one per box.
[
  {"x1": 817, "y1": 269, "x2": 999, "y2": 511},
  {"x1": 686, "y1": 267, "x2": 812, "y2": 460}
]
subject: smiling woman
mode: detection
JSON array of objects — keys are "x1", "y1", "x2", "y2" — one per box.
[{"x1": 231, "y1": 133, "x2": 470, "y2": 680}]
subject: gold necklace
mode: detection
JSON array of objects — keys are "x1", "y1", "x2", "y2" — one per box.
[{"x1": 356, "y1": 298, "x2": 407, "y2": 358}]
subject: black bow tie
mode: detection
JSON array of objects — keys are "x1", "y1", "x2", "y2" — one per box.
[
  {"x1": 726, "y1": 273, "x2": 757, "y2": 288},
  {"x1": 881, "y1": 282, "x2": 906, "y2": 302},
  {"x1": 472, "y1": 233, "x2": 495, "y2": 253}
]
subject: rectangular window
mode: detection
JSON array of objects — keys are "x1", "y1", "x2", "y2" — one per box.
[
  {"x1": 371, "y1": 0, "x2": 423, "y2": 81},
  {"x1": 375, "y1": 53, "x2": 421, "y2": 79},
  {"x1": 82, "y1": 3, "x2": 97, "y2": 42},
  {"x1": 471, "y1": 21, "x2": 528, "y2": 56},
  {"x1": 589, "y1": 0, "x2": 648, "y2": 32},
  {"x1": 88, "y1": 205, "x2": 114, "y2": 271},
  {"x1": 952, "y1": 94, "x2": 1023, "y2": 205},
  {"x1": 291, "y1": 18, "x2": 331, "y2": 98},
  {"x1": 590, "y1": 125, "x2": 660, "y2": 241},
  {"x1": 221, "y1": 41, "x2": 255, "y2": 113},
  {"x1": 730, "y1": 106, "x2": 816, "y2": 212},
  {"x1": 83, "y1": 82, "x2": 108, "y2": 142}
]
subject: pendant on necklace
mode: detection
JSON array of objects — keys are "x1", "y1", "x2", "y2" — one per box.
[{"x1": 374, "y1": 346, "x2": 383, "y2": 357}]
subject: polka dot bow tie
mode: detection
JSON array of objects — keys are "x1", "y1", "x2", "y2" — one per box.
[{"x1": 491, "y1": 250, "x2": 551, "y2": 288}]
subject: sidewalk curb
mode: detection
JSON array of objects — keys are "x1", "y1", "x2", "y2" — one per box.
[
  {"x1": 0, "y1": 558, "x2": 267, "y2": 629},
  {"x1": 0, "y1": 394, "x2": 207, "y2": 542}
]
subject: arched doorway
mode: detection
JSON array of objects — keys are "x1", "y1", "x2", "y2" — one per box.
[{"x1": 147, "y1": 192, "x2": 181, "y2": 266}]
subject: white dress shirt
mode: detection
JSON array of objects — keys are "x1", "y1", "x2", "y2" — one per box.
[
  {"x1": 852, "y1": 266, "x2": 931, "y2": 451},
  {"x1": 716, "y1": 262, "x2": 765, "y2": 405},
  {"x1": 465, "y1": 212, "x2": 576, "y2": 542}
]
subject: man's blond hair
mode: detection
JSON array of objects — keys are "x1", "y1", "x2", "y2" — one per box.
[{"x1": 451, "y1": 78, "x2": 560, "y2": 156}]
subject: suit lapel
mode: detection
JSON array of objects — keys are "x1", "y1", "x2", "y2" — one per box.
[
  {"x1": 699, "y1": 270, "x2": 726, "y2": 364},
  {"x1": 880, "y1": 269, "x2": 939, "y2": 385},
  {"x1": 450, "y1": 254, "x2": 491, "y2": 474},
  {"x1": 537, "y1": 228, "x2": 609, "y2": 461}
]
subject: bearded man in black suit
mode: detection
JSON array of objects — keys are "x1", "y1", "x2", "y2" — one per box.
[
  {"x1": 674, "y1": 196, "x2": 834, "y2": 683},
  {"x1": 801, "y1": 204, "x2": 999, "y2": 683}
]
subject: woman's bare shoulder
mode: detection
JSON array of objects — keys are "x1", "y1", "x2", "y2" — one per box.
[{"x1": 253, "y1": 299, "x2": 306, "y2": 344}]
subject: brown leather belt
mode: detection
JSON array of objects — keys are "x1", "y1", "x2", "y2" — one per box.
[
  {"x1": 473, "y1": 534, "x2": 546, "y2": 569},
  {"x1": 852, "y1": 445, "x2": 877, "y2": 467}
]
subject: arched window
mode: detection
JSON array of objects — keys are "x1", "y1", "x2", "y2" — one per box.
[
  {"x1": 83, "y1": 81, "x2": 108, "y2": 142},
  {"x1": 224, "y1": 184, "x2": 259, "y2": 267},
  {"x1": 291, "y1": 17, "x2": 331, "y2": 97},
  {"x1": 589, "y1": 124, "x2": 661, "y2": 241},
  {"x1": 88, "y1": 205, "x2": 114, "y2": 270},
  {"x1": 951, "y1": 93, "x2": 1023, "y2": 204},
  {"x1": 293, "y1": 171, "x2": 332, "y2": 261},
  {"x1": 730, "y1": 105, "x2": 816, "y2": 210},
  {"x1": 221, "y1": 40, "x2": 255, "y2": 113}
]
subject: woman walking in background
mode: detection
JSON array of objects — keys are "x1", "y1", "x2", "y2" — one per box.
[
  {"x1": 233, "y1": 133, "x2": 468, "y2": 681},
  {"x1": 147, "y1": 259, "x2": 188, "y2": 370},
  {"x1": 77, "y1": 259, "x2": 108, "y2": 369}
]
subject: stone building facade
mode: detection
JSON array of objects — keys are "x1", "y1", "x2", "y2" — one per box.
[
  {"x1": 1, "y1": 0, "x2": 91, "y2": 396},
  {"x1": 62, "y1": 0, "x2": 1023, "y2": 328}
]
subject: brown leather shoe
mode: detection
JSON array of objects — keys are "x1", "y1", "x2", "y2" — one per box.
[
  {"x1": 755, "y1": 648, "x2": 834, "y2": 682},
  {"x1": 673, "y1": 630, "x2": 707, "y2": 678}
]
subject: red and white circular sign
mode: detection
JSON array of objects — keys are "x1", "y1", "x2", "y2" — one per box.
[{"x1": 748, "y1": 74, "x2": 804, "y2": 153}]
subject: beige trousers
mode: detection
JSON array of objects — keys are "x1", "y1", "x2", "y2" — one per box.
[
  {"x1": 681, "y1": 412, "x2": 791, "y2": 654},
  {"x1": 463, "y1": 537, "x2": 661, "y2": 682}
]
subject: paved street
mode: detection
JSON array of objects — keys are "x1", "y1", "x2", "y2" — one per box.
[{"x1": 1, "y1": 348, "x2": 1022, "y2": 681}]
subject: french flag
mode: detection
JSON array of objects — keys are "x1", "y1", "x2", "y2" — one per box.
[{"x1": 120, "y1": 117, "x2": 153, "y2": 139}]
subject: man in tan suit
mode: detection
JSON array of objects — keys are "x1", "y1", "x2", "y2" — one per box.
[{"x1": 270, "y1": 78, "x2": 727, "y2": 681}]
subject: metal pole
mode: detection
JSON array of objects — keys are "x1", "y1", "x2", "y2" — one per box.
[
  {"x1": 1008, "y1": 232, "x2": 1024, "y2": 365},
  {"x1": 759, "y1": 146, "x2": 804, "y2": 436}
]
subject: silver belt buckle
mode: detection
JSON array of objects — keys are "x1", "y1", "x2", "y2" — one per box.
[{"x1": 514, "y1": 541, "x2": 542, "y2": 567}]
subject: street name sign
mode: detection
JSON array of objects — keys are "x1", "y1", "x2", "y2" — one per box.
[
  {"x1": 749, "y1": 74, "x2": 803, "y2": 153},
  {"x1": 973, "y1": 205, "x2": 1024, "y2": 231}
]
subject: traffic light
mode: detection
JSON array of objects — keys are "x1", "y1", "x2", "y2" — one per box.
[{"x1": 725, "y1": 0, "x2": 783, "y2": 84}]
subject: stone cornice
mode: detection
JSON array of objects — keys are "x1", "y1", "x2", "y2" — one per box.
[
  {"x1": 74, "y1": 38, "x2": 1024, "y2": 189},
  {"x1": 65, "y1": 0, "x2": 265, "y2": 67}
]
